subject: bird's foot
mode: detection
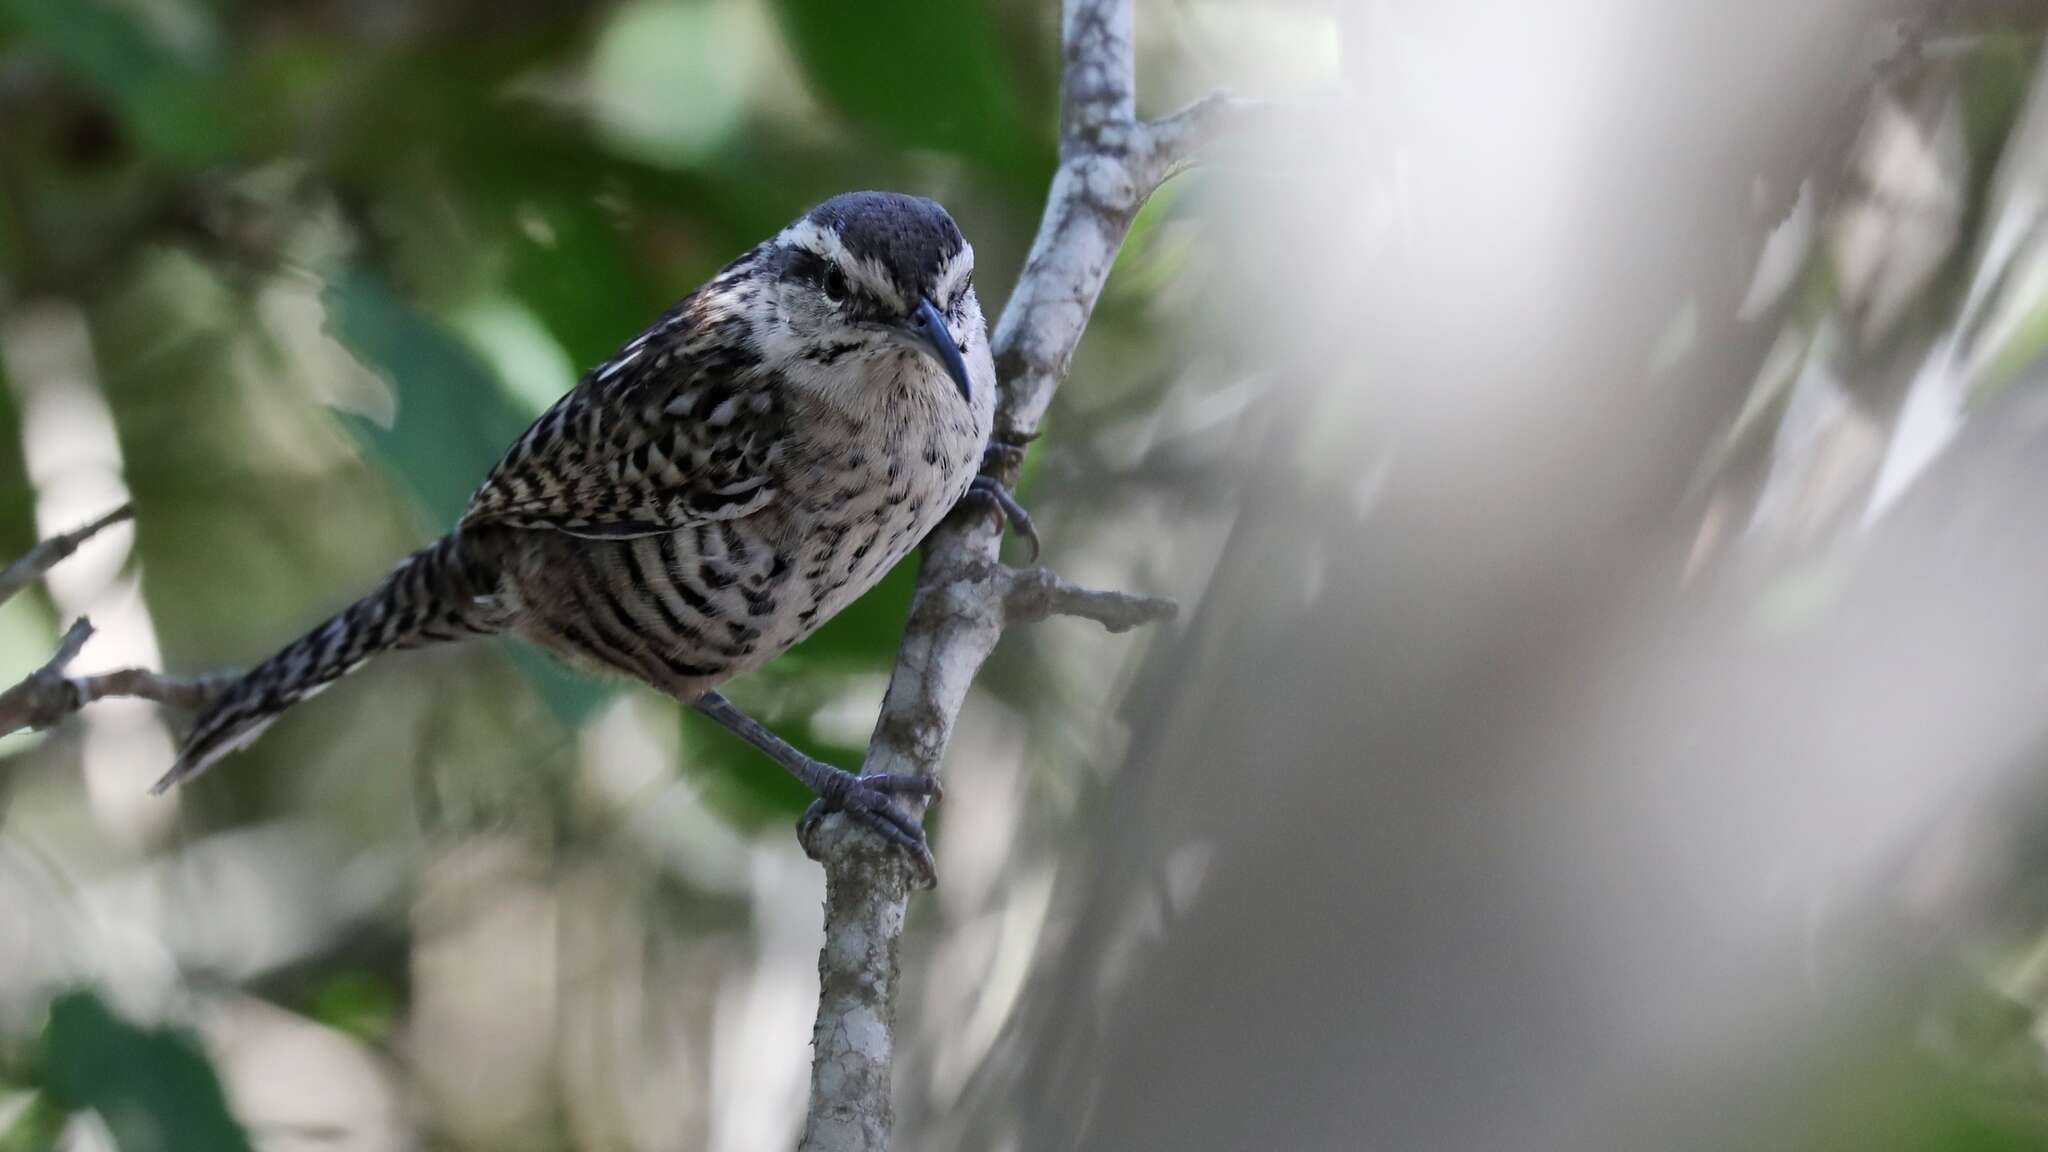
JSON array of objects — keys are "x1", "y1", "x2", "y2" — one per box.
[
  {"x1": 982, "y1": 437, "x2": 1028, "y2": 475},
  {"x1": 959, "y1": 476, "x2": 1039, "y2": 561},
  {"x1": 799, "y1": 770, "x2": 943, "y2": 887},
  {"x1": 954, "y1": 435, "x2": 1040, "y2": 559}
]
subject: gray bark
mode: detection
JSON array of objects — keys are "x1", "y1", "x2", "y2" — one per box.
[{"x1": 793, "y1": 0, "x2": 1236, "y2": 1147}]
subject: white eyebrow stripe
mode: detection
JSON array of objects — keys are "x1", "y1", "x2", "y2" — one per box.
[
  {"x1": 935, "y1": 243, "x2": 974, "y2": 306},
  {"x1": 773, "y1": 218, "x2": 910, "y2": 312},
  {"x1": 853, "y1": 256, "x2": 905, "y2": 311},
  {"x1": 775, "y1": 219, "x2": 848, "y2": 263}
]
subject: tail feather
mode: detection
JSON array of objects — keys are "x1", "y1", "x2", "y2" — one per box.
[{"x1": 156, "y1": 533, "x2": 507, "y2": 792}]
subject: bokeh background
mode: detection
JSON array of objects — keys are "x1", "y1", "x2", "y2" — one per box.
[
  {"x1": 9, "y1": 1, "x2": 2048, "y2": 1150},
  {"x1": 0, "y1": 1, "x2": 1270, "y2": 1147}
]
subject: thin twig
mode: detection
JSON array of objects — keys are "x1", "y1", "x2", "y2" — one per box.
[
  {"x1": 796, "y1": 0, "x2": 1242, "y2": 1145},
  {"x1": 70, "y1": 667, "x2": 221, "y2": 713},
  {"x1": 0, "y1": 619, "x2": 97, "y2": 737},
  {"x1": 0, "y1": 508, "x2": 221, "y2": 736},
  {"x1": 1003, "y1": 566, "x2": 1179, "y2": 633},
  {"x1": 1137, "y1": 90, "x2": 1266, "y2": 186},
  {"x1": 0, "y1": 615, "x2": 219, "y2": 737},
  {"x1": 0, "y1": 504, "x2": 133, "y2": 607}
]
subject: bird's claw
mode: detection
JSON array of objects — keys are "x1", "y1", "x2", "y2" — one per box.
[
  {"x1": 956, "y1": 434, "x2": 1040, "y2": 560},
  {"x1": 982, "y1": 438, "x2": 1027, "y2": 475},
  {"x1": 959, "y1": 475, "x2": 1040, "y2": 562},
  {"x1": 799, "y1": 771, "x2": 942, "y2": 887}
]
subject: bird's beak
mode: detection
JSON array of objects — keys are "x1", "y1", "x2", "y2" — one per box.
[{"x1": 902, "y1": 297, "x2": 974, "y2": 404}]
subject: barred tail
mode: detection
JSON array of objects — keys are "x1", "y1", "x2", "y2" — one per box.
[{"x1": 155, "y1": 533, "x2": 507, "y2": 793}]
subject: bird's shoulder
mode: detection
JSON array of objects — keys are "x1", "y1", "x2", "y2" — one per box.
[{"x1": 461, "y1": 279, "x2": 790, "y2": 539}]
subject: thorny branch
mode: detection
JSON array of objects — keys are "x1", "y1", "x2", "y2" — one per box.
[
  {"x1": 0, "y1": 509, "x2": 221, "y2": 738},
  {"x1": 796, "y1": 0, "x2": 1233, "y2": 1147}
]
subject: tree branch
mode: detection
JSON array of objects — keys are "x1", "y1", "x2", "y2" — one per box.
[
  {"x1": 796, "y1": 0, "x2": 1233, "y2": 1146},
  {"x1": 4, "y1": 3, "x2": 1230, "y2": 1139},
  {"x1": 0, "y1": 503, "x2": 132, "y2": 607},
  {"x1": 0, "y1": 510, "x2": 221, "y2": 738},
  {"x1": 1136, "y1": 91, "x2": 1264, "y2": 187},
  {"x1": 1003, "y1": 565, "x2": 1179, "y2": 634}
]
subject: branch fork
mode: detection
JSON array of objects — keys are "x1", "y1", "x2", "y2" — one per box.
[
  {"x1": 798, "y1": 1, "x2": 1241, "y2": 1147},
  {"x1": 0, "y1": 0, "x2": 1239, "y2": 1141},
  {"x1": 0, "y1": 508, "x2": 222, "y2": 738},
  {"x1": 1136, "y1": 91, "x2": 1264, "y2": 188},
  {"x1": 1002, "y1": 565, "x2": 1178, "y2": 634}
]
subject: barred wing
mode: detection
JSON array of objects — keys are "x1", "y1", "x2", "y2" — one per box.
[{"x1": 461, "y1": 311, "x2": 784, "y2": 539}]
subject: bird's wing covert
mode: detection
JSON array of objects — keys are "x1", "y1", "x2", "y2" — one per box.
[{"x1": 460, "y1": 306, "x2": 784, "y2": 539}]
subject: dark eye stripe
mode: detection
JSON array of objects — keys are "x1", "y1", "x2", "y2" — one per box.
[
  {"x1": 784, "y1": 247, "x2": 874, "y2": 314},
  {"x1": 784, "y1": 248, "x2": 832, "y2": 287}
]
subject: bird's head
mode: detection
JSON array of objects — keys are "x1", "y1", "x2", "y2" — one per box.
[{"x1": 741, "y1": 192, "x2": 989, "y2": 415}]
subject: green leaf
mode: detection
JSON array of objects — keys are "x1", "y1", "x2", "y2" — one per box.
[
  {"x1": 324, "y1": 270, "x2": 614, "y2": 728},
  {"x1": 1, "y1": 0, "x2": 188, "y2": 105},
  {"x1": 0, "y1": 1092, "x2": 68, "y2": 1152},
  {"x1": 307, "y1": 974, "x2": 396, "y2": 1045},
  {"x1": 1959, "y1": 31, "x2": 2038, "y2": 181},
  {"x1": 507, "y1": 642, "x2": 614, "y2": 730},
  {"x1": 321, "y1": 270, "x2": 532, "y2": 528},
  {"x1": 686, "y1": 705, "x2": 819, "y2": 823},
  {"x1": 0, "y1": 0, "x2": 259, "y2": 164},
  {"x1": 39, "y1": 990, "x2": 253, "y2": 1152},
  {"x1": 494, "y1": 191, "x2": 660, "y2": 372},
  {"x1": 770, "y1": 0, "x2": 1034, "y2": 170}
]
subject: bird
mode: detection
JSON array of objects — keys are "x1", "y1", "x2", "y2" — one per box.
[{"x1": 156, "y1": 191, "x2": 1036, "y2": 879}]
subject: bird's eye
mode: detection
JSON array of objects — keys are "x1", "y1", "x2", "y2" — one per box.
[{"x1": 821, "y1": 267, "x2": 850, "y2": 307}]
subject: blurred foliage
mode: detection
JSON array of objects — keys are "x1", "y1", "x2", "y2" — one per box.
[
  {"x1": 304, "y1": 971, "x2": 397, "y2": 1045},
  {"x1": 9, "y1": 0, "x2": 2048, "y2": 1149},
  {"x1": 324, "y1": 270, "x2": 532, "y2": 528},
  {"x1": 0, "y1": 0, "x2": 1132, "y2": 814},
  {"x1": 34, "y1": 991, "x2": 251, "y2": 1152},
  {"x1": 1693, "y1": 22, "x2": 2048, "y2": 562},
  {"x1": 0, "y1": 0, "x2": 1213, "y2": 1146}
]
